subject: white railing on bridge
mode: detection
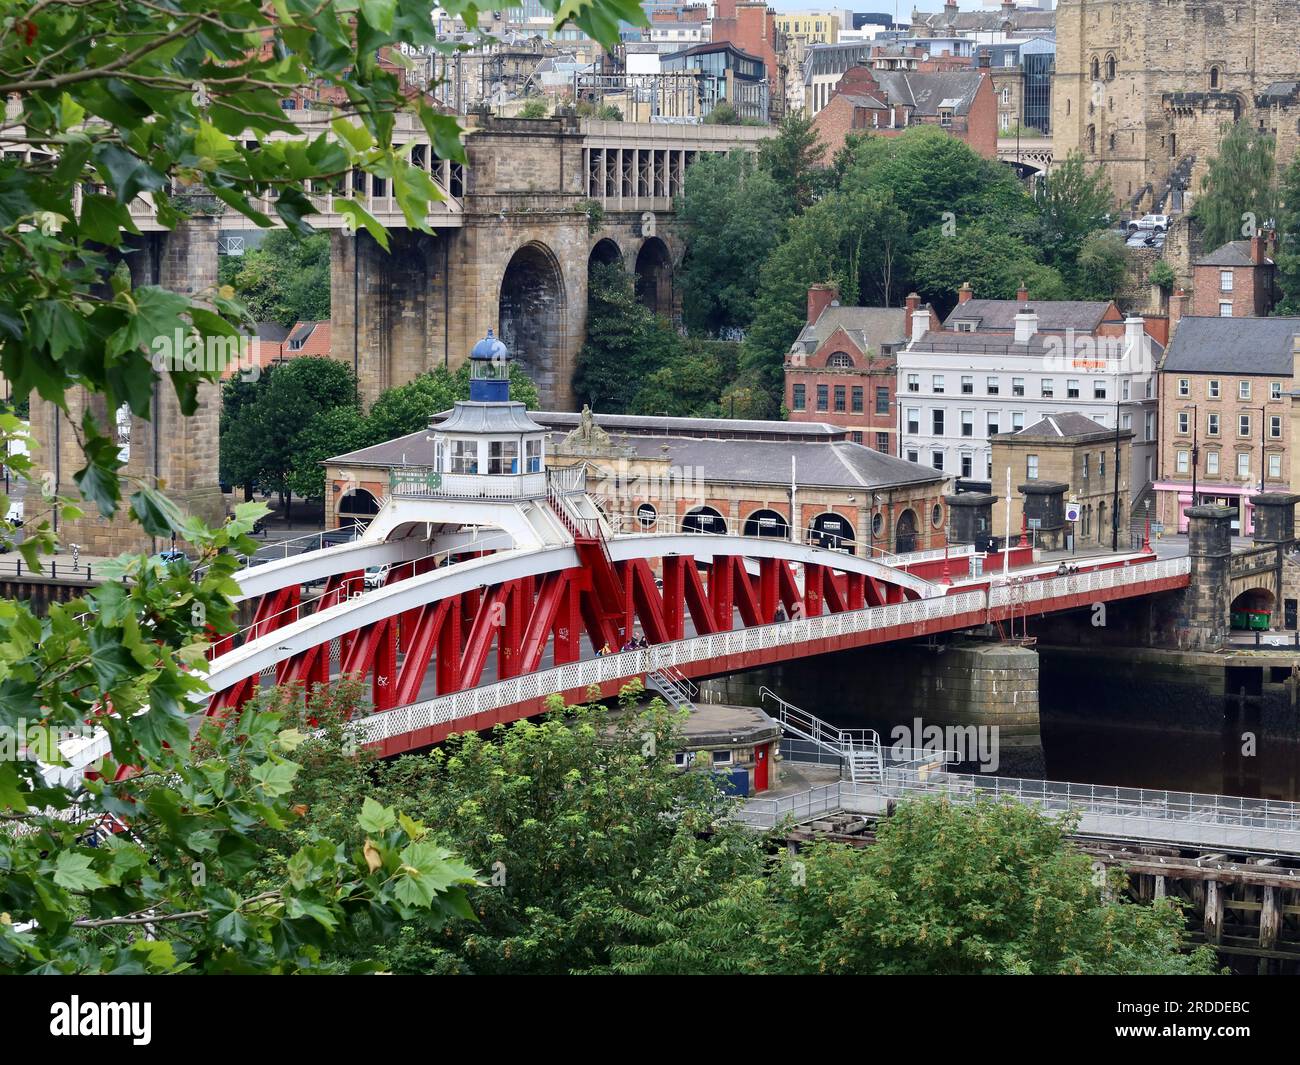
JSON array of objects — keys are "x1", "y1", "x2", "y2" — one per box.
[{"x1": 359, "y1": 556, "x2": 1191, "y2": 747}]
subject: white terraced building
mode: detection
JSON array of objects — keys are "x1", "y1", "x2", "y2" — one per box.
[{"x1": 895, "y1": 297, "x2": 1160, "y2": 503}]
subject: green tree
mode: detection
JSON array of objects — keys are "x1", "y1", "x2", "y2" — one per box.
[
  {"x1": 604, "y1": 799, "x2": 1217, "y2": 975},
  {"x1": 703, "y1": 102, "x2": 741, "y2": 125},
  {"x1": 630, "y1": 339, "x2": 739, "y2": 417},
  {"x1": 757, "y1": 110, "x2": 827, "y2": 216},
  {"x1": 1070, "y1": 230, "x2": 1129, "y2": 301},
  {"x1": 909, "y1": 221, "x2": 1067, "y2": 315},
  {"x1": 0, "y1": 0, "x2": 645, "y2": 974},
  {"x1": 574, "y1": 262, "x2": 679, "y2": 412},
  {"x1": 1034, "y1": 151, "x2": 1116, "y2": 274},
  {"x1": 221, "y1": 356, "x2": 359, "y2": 514},
  {"x1": 518, "y1": 99, "x2": 549, "y2": 119},
  {"x1": 1193, "y1": 120, "x2": 1277, "y2": 251},
  {"x1": 285, "y1": 404, "x2": 375, "y2": 501},
  {"x1": 1273, "y1": 155, "x2": 1300, "y2": 313},
  {"x1": 266, "y1": 689, "x2": 758, "y2": 974},
  {"x1": 677, "y1": 152, "x2": 788, "y2": 336},
  {"x1": 218, "y1": 230, "x2": 331, "y2": 327},
  {"x1": 741, "y1": 189, "x2": 908, "y2": 413}
]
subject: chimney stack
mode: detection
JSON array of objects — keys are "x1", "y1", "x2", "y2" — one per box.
[
  {"x1": 806, "y1": 283, "x2": 839, "y2": 325},
  {"x1": 1013, "y1": 305, "x2": 1038, "y2": 345},
  {"x1": 1016, "y1": 282, "x2": 1029, "y2": 304},
  {"x1": 911, "y1": 304, "x2": 931, "y2": 343},
  {"x1": 905, "y1": 291, "x2": 920, "y2": 315},
  {"x1": 1251, "y1": 231, "x2": 1268, "y2": 265},
  {"x1": 1122, "y1": 315, "x2": 1146, "y2": 373},
  {"x1": 1170, "y1": 287, "x2": 1189, "y2": 331},
  {"x1": 958, "y1": 281, "x2": 974, "y2": 304}
]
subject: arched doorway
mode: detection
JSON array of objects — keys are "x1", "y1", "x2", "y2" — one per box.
[
  {"x1": 338, "y1": 488, "x2": 380, "y2": 529},
  {"x1": 499, "y1": 242, "x2": 565, "y2": 403},
  {"x1": 895, "y1": 508, "x2": 918, "y2": 554},
  {"x1": 1231, "y1": 588, "x2": 1275, "y2": 630},
  {"x1": 743, "y1": 508, "x2": 789, "y2": 539},
  {"x1": 634, "y1": 236, "x2": 672, "y2": 317},
  {"x1": 811, "y1": 512, "x2": 856, "y2": 553},
  {"x1": 683, "y1": 505, "x2": 726, "y2": 534},
  {"x1": 589, "y1": 237, "x2": 621, "y2": 268}
]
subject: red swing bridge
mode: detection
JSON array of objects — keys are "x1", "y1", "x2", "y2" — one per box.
[{"x1": 198, "y1": 333, "x2": 1192, "y2": 757}]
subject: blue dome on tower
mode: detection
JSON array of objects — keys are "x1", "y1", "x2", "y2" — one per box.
[
  {"x1": 469, "y1": 329, "x2": 510, "y2": 402},
  {"x1": 471, "y1": 329, "x2": 509, "y2": 362}
]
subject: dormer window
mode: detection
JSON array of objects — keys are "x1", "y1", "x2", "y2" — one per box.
[{"x1": 955, "y1": 321, "x2": 975, "y2": 332}]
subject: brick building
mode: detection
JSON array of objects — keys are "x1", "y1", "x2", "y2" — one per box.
[
  {"x1": 811, "y1": 65, "x2": 997, "y2": 159},
  {"x1": 783, "y1": 284, "x2": 911, "y2": 452},
  {"x1": 1190, "y1": 235, "x2": 1277, "y2": 318},
  {"x1": 1155, "y1": 316, "x2": 1300, "y2": 535},
  {"x1": 991, "y1": 412, "x2": 1135, "y2": 550},
  {"x1": 710, "y1": 0, "x2": 785, "y2": 113}
]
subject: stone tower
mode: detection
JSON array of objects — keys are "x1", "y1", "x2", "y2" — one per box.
[
  {"x1": 28, "y1": 215, "x2": 226, "y2": 556},
  {"x1": 1053, "y1": 0, "x2": 1300, "y2": 213}
]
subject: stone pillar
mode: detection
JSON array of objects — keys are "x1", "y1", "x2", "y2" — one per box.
[
  {"x1": 944, "y1": 492, "x2": 996, "y2": 547},
  {"x1": 1018, "y1": 480, "x2": 1068, "y2": 551},
  {"x1": 1184, "y1": 504, "x2": 1234, "y2": 650},
  {"x1": 1251, "y1": 492, "x2": 1300, "y2": 629},
  {"x1": 30, "y1": 216, "x2": 225, "y2": 556}
]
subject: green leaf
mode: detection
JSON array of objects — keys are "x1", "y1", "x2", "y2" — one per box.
[
  {"x1": 52, "y1": 850, "x2": 105, "y2": 892},
  {"x1": 357, "y1": 796, "x2": 396, "y2": 834},
  {"x1": 251, "y1": 759, "x2": 300, "y2": 798}
]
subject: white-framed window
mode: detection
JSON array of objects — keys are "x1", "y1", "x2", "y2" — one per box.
[
  {"x1": 1177, "y1": 412, "x2": 1190, "y2": 434},
  {"x1": 710, "y1": 749, "x2": 733, "y2": 765},
  {"x1": 1207, "y1": 412, "x2": 1220, "y2": 435},
  {"x1": 932, "y1": 374, "x2": 945, "y2": 393},
  {"x1": 488, "y1": 439, "x2": 519, "y2": 475},
  {"x1": 1206, "y1": 451, "x2": 1220, "y2": 476},
  {"x1": 1178, "y1": 378, "x2": 1190, "y2": 397},
  {"x1": 1239, "y1": 381, "x2": 1251, "y2": 400},
  {"x1": 1208, "y1": 379, "x2": 1220, "y2": 398},
  {"x1": 450, "y1": 439, "x2": 478, "y2": 474},
  {"x1": 1012, "y1": 377, "x2": 1025, "y2": 396},
  {"x1": 526, "y1": 437, "x2": 543, "y2": 472},
  {"x1": 907, "y1": 449, "x2": 919, "y2": 464},
  {"x1": 906, "y1": 407, "x2": 920, "y2": 433},
  {"x1": 1219, "y1": 302, "x2": 1233, "y2": 317},
  {"x1": 1220, "y1": 269, "x2": 1233, "y2": 292},
  {"x1": 986, "y1": 376, "x2": 999, "y2": 395},
  {"x1": 1271, "y1": 415, "x2": 1282, "y2": 438},
  {"x1": 961, "y1": 375, "x2": 974, "y2": 394},
  {"x1": 1238, "y1": 453, "x2": 1251, "y2": 478},
  {"x1": 933, "y1": 409, "x2": 945, "y2": 434},
  {"x1": 1122, "y1": 379, "x2": 1131, "y2": 401},
  {"x1": 1145, "y1": 412, "x2": 1155, "y2": 440},
  {"x1": 1041, "y1": 379, "x2": 1054, "y2": 398},
  {"x1": 907, "y1": 373, "x2": 920, "y2": 392},
  {"x1": 1176, "y1": 450, "x2": 1189, "y2": 474},
  {"x1": 1082, "y1": 454, "x2": 1090, "y2": 479},
  {"x1": 1067, "y1": 379, "x2": 1080, "y2": 398},
  {"x1": 1011, "y1": 411, "x2": 1024, "y2": 431},
  {"x1": 1271, "y1": 381, "x2": 1283, "y2": 400},
  {"x1": 931, "y1": 450, "x2": 944, "y2": 471},
  {"x1": 1093, "y1": 379, "x2": 1107, "y2": 399},
  {"x1": 1239, "y1": 413, "x2": 1251, "y2": 437},
  {"x1": 960, "y1": 410, "x2": 974, "y2": 436},
  {"x1": 1269, "y1": 453, "x2": 1283, "y2": 479},
  {"x1": 1026, "y1": 454, "x2": 1039, "y2": 479},
  {"x1": 987, "y1": 411, "x2": 1000, "y2": 434}
]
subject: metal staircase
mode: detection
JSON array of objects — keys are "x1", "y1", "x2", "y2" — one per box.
[
  {"x1": 647, "y1": 666, "x2": 699, "y2": 712},
  {"x1": 759, "y1": 687, "x2": 883, "y2": 786}
]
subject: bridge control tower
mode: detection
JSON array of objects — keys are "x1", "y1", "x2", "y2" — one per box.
[{"x1": 361, "y1": 331, "x2": 606, "y2": 551}]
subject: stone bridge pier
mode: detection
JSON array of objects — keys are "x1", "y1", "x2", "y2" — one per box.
[{"x1": 28, "y1": 215, "x2": 226, "y2": 556}]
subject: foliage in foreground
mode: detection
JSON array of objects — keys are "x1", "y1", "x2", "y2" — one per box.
[{"x1": 253, "y1": 685, "x2": 1216, "y2": 976}]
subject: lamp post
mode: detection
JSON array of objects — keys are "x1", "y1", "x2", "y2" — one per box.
[
  {"x1": 1180, "y1": 403, "x2": 1199, "y2": 511},
  {"x1": 1111, "y1": 366, "x2": 1121, "y2": 552}
]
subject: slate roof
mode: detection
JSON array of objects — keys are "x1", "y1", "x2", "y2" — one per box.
[
  {"x1": 873, "y1": 70, "x2": 983, "y2": 115},
  {"x1": 944, "y1": 299, "x2": 1117, "y2": 333},
  {"x1": 912, "y1": 9, "x2": 1055, "y2": 34},
  {"x1": 1195, "y1": 240, "x2": 1269, "y2": 268},
  {"x1": 795, "y1": 306, "x2": 909, "y2": 355},
  {"x1": 328, "y1": 410, "x2": 945, "y2": 491},
  {"x1": 1006, "y1": 412, "x2": 1129, "y2": 442},
  {"x1": 1162, "y1": 316, "x2": 1300, "y2": 376}
]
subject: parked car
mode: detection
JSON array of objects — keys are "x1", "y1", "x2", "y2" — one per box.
[
  {"x1": 1127, "y1": 213, "x2": 1169, "y2": 234},
  {"x1": 363, "y1": 564, "x2": 390, "y2": 590}
]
